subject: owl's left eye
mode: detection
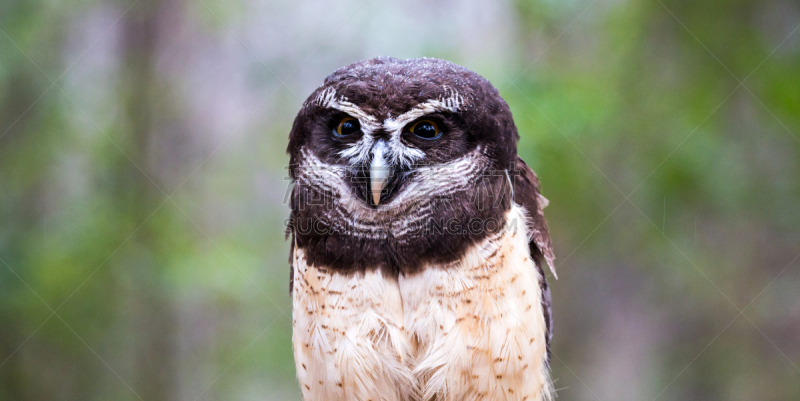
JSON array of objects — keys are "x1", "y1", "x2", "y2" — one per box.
[
  {"x1": 334, "y1": 117, "x2": 360, "y2": 137},
  {"x1": 408, "y1": 120, "x2": 440, "y2": 140}
]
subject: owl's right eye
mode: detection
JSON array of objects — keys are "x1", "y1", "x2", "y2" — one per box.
[{"x1": 334, "y1": 117, "x2": 360, "y2": 137}]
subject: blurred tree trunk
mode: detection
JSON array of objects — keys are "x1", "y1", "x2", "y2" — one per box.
[
  {"x1": 0, "y1": 16, "x2": 65, "y2": 401},
  {"x1": 120, "y1": 0, "x2": 181, "y2": 399}
]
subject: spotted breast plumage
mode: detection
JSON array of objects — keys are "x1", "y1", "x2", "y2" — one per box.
[{"x1": 286, "y1": 57, "x2": 556, "y2": 401}]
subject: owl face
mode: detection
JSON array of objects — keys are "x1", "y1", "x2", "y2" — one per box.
[{"x1": 287, "y1": 57, "x2": 520, "y2": 274}]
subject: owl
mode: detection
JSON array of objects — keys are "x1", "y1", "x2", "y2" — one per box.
[{"x1": 286, "y1": 57, "x2": 556, "y2": 401}]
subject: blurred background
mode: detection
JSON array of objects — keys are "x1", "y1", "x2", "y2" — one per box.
[{"x1": 1, "y1": 0, "x2": 799, "y2": 399}]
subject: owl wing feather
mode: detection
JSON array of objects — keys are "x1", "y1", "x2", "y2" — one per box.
[{"x1": 512, "y1": 156, "x2": 555, "y2": 357}]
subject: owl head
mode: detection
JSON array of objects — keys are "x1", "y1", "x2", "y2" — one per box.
[{"x1": 287, "y1": 57, "x2": 529, "y2": 275}]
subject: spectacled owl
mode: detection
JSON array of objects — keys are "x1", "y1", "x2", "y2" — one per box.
[{"x1": 286, "y1": 57, "x2": 556, "y2": 401}]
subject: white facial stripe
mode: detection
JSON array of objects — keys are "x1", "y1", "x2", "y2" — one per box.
[
  {"x1": 318, "y1": 87, "x2": 465, "y2": 167},
  {"x1": 338, "y1": 135, "x2": 374, "y2": 165},
  {"x1": 391, "y1": 149, "x2": 483, "y2": 205}
]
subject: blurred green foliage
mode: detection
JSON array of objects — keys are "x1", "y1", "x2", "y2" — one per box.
[{"x1": 1, "y1": 0, "x2": 798, "y2": 400}]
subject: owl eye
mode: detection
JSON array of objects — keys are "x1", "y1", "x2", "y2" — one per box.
[
  {"x1": 334, "y1": 117, "x2": 360, "y2": 137},
  {"x1": 408, "y1": 120, "x2": 440, "y2": 140}
]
